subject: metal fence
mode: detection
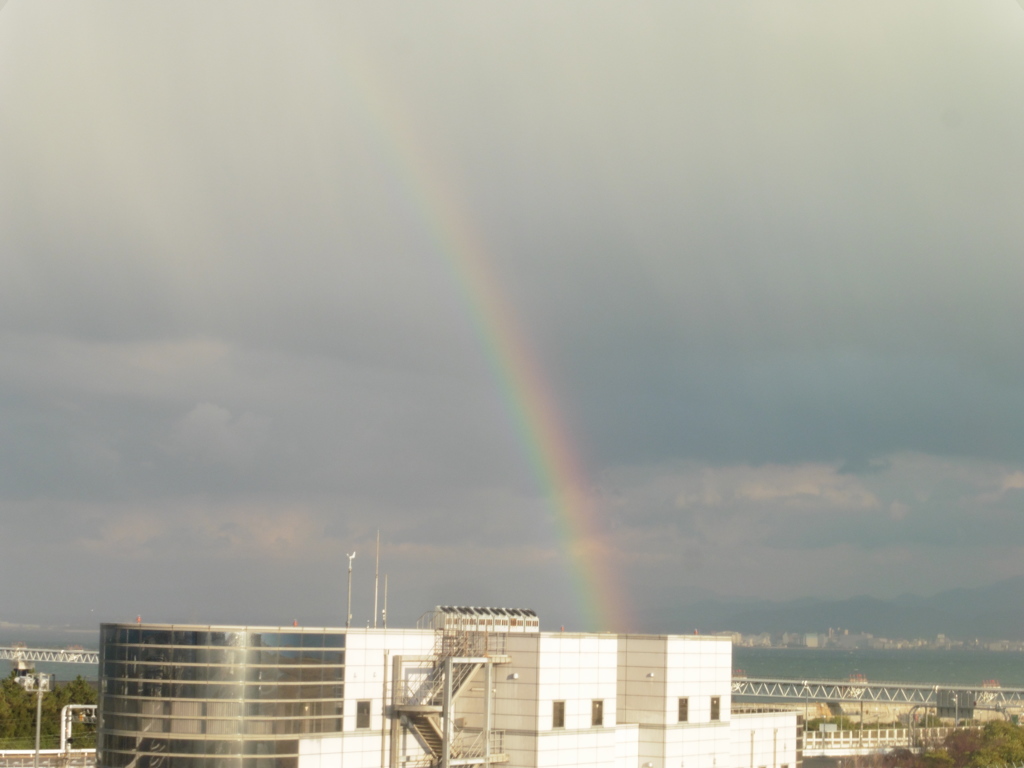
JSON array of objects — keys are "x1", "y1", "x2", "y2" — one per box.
[
  {"x1": 803, "y1": 727, "x2": 954, "y2": 755},
  {"x1": 0, "y1": 749, "x2": 95, "y2": 768}
]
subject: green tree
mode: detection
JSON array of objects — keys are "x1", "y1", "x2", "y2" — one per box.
[
  {"x1": 877, "y1": 748, "x2": 928, "y2": 768},
  {"x1": 967, "y1": 722, "x2": 1024, "y2": 768},
  {"x1": 944, "y1": 728, "x2": 983, "y2": 768},
  {"x1": 0, "y1": 673, "x2": 97, "y2": 750},
  {"x1": 923, "y1": 750, "x2": 955, "y2": 768}
]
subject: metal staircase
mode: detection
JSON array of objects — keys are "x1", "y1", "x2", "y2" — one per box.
[
  {"x1": 393, "y1": 628, "x2": 510, "y2": 767},
  {"x1": 406, "y1": 711, "x2": 445, "y2": 758}
]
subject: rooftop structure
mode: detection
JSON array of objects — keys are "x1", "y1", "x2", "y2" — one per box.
[{"x1": 420, "y1": 606, "x2": 540, "y2": 633}]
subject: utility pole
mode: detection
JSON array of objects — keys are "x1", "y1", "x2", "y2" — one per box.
[
  {"x1": 373, "y1": 530, "x2": 380, "y2": 629},
  {"x1": 346, "y1": 552, "x2": 356, "y2": 629},
  {"x1": 34, "y1": 680, "x2": 43, "y2": 768}
]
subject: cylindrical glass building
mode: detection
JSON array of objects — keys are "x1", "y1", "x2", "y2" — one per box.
[{"x1": 98, "y1": 624, "x2": 346, "y2": 768}]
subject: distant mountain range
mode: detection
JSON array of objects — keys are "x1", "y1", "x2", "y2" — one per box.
[{"x1": 669, "y1": 576, "x2": 1024, "y2": 641}]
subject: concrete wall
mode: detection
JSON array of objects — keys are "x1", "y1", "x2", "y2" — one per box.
[
  {"x1": 618, "y1": 634, "x2": 732, "y2": 726},
  {"x1": 497, "y1": 632, "x2": 619, "y2": 767},
  {"x1": 343, "y1": 629, "x2": 435, "y2": 733},
  {"x1": 293, "y1": 627, "x2": 795, "y2": 768},
  {"x1": 300, "y1": 629, "x2": 435, "y2": 768},
  {"x1": 730, "y1": 712, "x2": 800, "y2": 768},
  {"x1": 616, "y1": 723, "x2": 640, "y2": 768},
  {"x1": 618, "y1": 634, "x2": 735, "y2": 768},
  {"x1": 494, "y1": 632, "x2": 541, "y2": 767},
  {"x1": 298, "y1": 735, "x2": 375, "y2": 768},
  {"x1": 618, "y1": 635, "x2": 667, "y2": 726}
]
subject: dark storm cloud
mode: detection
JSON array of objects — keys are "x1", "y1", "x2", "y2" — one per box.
[
  {"x1": 1, "y1": 1, "x2": 1023, "y2": 629},
  {"x1": 556, "y1": 350, "x2": 1024, "y2": 468}
]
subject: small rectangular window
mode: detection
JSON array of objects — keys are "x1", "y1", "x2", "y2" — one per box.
[
  {"x1": 356, "y1": 700, "x2": 371, "y2": 729},
  {"x1": 552, "y1": 700, "x2": 565, "y2": 729},
  {"x1": 678, "y1": 697, "x2": 689, "y2": 722},
  {"x1": 591, "y1": 699, "x2": 603, "y2": 727},
  {"x1": 710, "y1": 696, "x2": 720, "y2": 721}
]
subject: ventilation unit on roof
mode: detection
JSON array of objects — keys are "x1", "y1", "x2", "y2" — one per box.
[{"x1": 419, "y1": 606, "x2": 540, "y2": 633}]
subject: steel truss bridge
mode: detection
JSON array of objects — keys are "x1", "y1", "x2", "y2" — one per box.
[
  {"x1": 0, "y1": 647, "x2": 98, "y2": 664},
  {"x1": 733, "y1": 677, "x2": 1024, "y2": 707}
]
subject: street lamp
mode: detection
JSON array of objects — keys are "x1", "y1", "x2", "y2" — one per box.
[{"x1": 21, "y1": 673, "x2": 52, "y2": 768}]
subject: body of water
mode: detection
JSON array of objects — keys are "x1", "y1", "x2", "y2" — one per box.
[{"x1": 734, "y1": 646, "x2": 1024, "y2": 688}]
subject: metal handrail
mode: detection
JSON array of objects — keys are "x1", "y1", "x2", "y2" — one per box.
[
  {"x1": 398, "y1": 627, "x2": 509, "y2": 764},
  {"x1": 804, "y1": 726, "x2": 957, "y2": 749},
  {"x1": 491, "y1": 729, "x2": 505, "y2": 756},
  {"x1": 450, "y1": 729, "x2": 505, "y2": 760},
  {"x1": 0, "y1": 749, "x2": 96, "y2": 767},
  {"x1": 397, "y1": 676, "x2": 441, "y2": 707},
  {"x1": 451, "y1": 729, "x2": 485, "y2": 759}
]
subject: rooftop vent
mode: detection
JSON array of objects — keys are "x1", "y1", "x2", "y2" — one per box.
[{"x1": 419, "y1": 607, "x2": 540, "y2": 632}]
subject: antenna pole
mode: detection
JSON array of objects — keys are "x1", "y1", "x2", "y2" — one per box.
[
  {"x1": 346, "y1": 552, "x2": 356, "y2": 629},
  {"x1": 373, "y1": 530, "x2": 380, "y2": 629},
  {"x1": 382, "y1": 574, "x2": 388, "y2": 628}
]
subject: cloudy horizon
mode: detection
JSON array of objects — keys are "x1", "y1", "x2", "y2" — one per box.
[{"x1": 1, "y1": 1, "x2": 1023, "y2": 633}]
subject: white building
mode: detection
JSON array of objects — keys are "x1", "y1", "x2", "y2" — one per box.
[{"x1": 98, "y1": 608, "x2": 799, "y2": 768}]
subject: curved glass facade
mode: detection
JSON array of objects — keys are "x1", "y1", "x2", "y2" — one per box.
[{"x1": 98, "y1": 624, "x2": 346, "y2": 768}]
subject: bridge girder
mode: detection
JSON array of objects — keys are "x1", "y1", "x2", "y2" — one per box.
[
  {"x1": 732, "y1": 678, "x2": 1024, "y2": 706},
  {"x1": 0, "y1": 647, "x2": 99, "y2": 664}
]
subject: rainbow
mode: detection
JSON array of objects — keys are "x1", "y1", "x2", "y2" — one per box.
[{"x1": 341, "y1": 52, "x2": 632, "y2": 633}]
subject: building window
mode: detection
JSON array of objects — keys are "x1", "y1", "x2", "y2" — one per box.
[
  {"x1": 356, "y1": 700, "x2": 371, "y2": 729},
  {"x1": 552, "y1": 701, "x2": 565, "y2": 729},
  {"x1": 591, "y1": 699, "x2": 603, "y2": 727},
  {"x1": 678, "y1": 697, "x2": 689, "y2": 722},
  {"x1": 710, "y1": 696, "x2": 720, "y2": 721}
]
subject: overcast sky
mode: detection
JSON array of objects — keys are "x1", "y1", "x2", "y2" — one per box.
[{"x1": 1, "y1": 1, "x2": 1023, "y2": 634}]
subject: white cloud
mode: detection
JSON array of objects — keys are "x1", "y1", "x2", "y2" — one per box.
[
  {"x1": 660, "y1": 463, "x2": 879, "y2": 512},
  {"x1": 598, "y1": 453, "x2": 1024, "y2": 610},
  {"x1": 168, "y1": 402, "x2": 270, "y2": 467},
  {"x1": 1002, "y1": 471, "x2": 1024, "y2": 492}
]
